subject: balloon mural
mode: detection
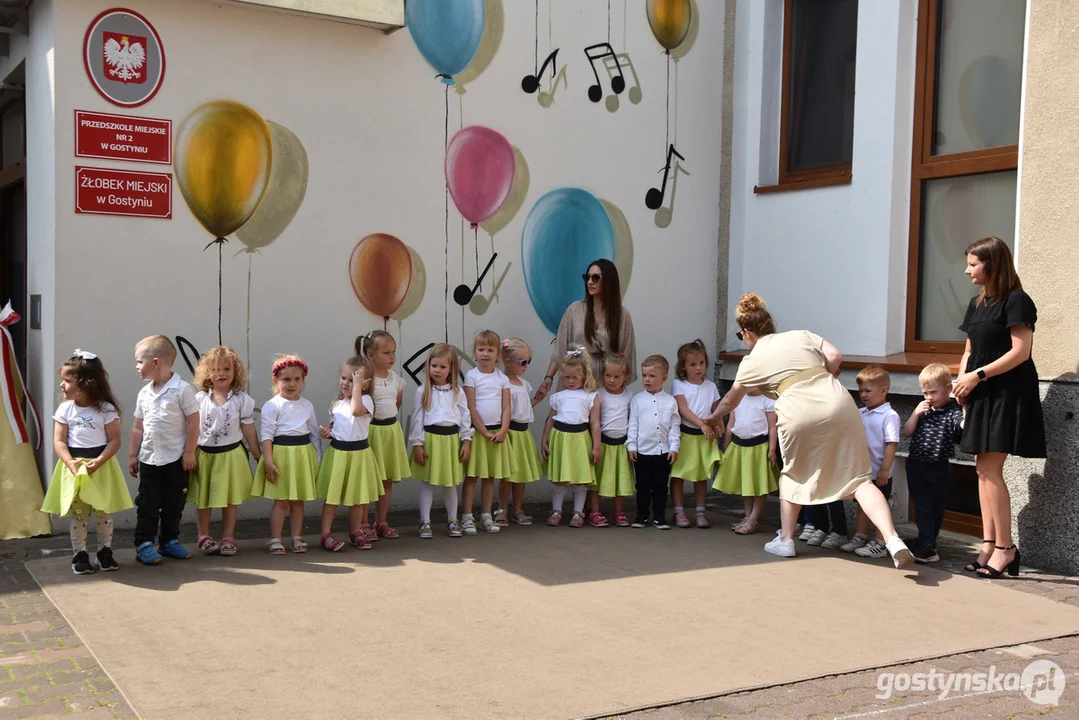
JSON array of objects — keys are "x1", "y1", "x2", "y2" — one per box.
[
  {"x1": 445, "y1": 126, "x2": 515, "y2": 229},
  {"x1": 350, "y1": 234, "x2": 415, "y2": 327},
  {"x1": 646, "y1": 0, "x2": 692, "y2": 52},
  {"x1": 406, "y1": 0, "x2": 485, "y2": 85},
  {"x1": 521, "y1": 188, "x2": 616, "y2": 334}
]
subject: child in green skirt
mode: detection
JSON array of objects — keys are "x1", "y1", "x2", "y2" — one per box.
[
  {"x1": 671, "y1": 339, "x2": 723, "y2": 528},
  {"x1": 589, "y1": 353, "x2": 635, "y2": 526},
  {"x1": 498, "y1": 337, "x2": 543, "y2": 526},
  {"x1": 462, "y1": 330, "x2": 513, "y2": 534},
  {"x1": 541, "y1": 346, "x2": 600, "y2": 527}
]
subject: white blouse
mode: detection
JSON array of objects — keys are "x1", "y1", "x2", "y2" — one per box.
[
  {"x1": 730, "y1": 393, "x2": 775, "y2": 439},
  {"x1": 196, "y1": 390, "x2": 255, "y2": 448},
  {"x1": 672, "y1": 379, "x2": 721, "y2": 420},
  {"x1": 549, "y1": 389, "x2": 597, "y2": 425},
  {"x1": 54, "y1": 401, "x2": 119, "y2": 448},
  {"x1": 464, "y1": 367, "x2": 510, "y2": 426},
  {"x1": 329, "y1": 396, "x2": 375, "y2": 442},
  {"x1": 597, "y1": 388, "x2": 633, "y2": 438},
  {"x1": 508, "y1": 379, "x2": 535, "y2": 424},
  {"x1": 408, "y1": 384, "x2": 474, "y2": 446},
  {"x1": 259, "y1": 396, "x2": 320, "y2": 445},
  {"x1": 371, "y1": 371, "x2": 405, "y2": 421}
]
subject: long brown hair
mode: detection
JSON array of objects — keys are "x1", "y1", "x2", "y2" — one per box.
[
  {"x1": 675, "y1": 339, "x2": 709, "y2": 381},
  {"x1": 421, "y1": 344, "x2": 460, "y2": 410},
  {"x1": 966, "y1": 236, "x2": 1021, "y2": 306},
  {"x1": 584, "y1": 258, "x2": 622, "y2": 353},
  {"x1": 60, "y1": 355, "x2": 122, "y2": 416}
]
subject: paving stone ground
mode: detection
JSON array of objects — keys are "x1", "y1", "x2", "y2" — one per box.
[{"x1": 0, "y1": 498, "x2": 1076, "y2": 719}]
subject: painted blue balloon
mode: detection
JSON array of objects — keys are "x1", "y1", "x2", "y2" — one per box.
[
  {"x1": 521, "y1": 188, "x2": 615, "y2": 334},
  {"x1": 406, "y1": 0, "x2": 484, "y2": 84}
]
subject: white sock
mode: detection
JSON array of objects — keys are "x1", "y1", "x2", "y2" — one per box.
[
  {"x1": 675, "y1": 505, "x2": 684, "y2": 512},
  {"x1": 572, "y1": 486, "x2": 588, "y2": 513},
  {"x1": 552, "y1": 486, "x2": 567, "y2": 512},
  {"x1": 695, "y1": 506, "x2": 705, "y2": 514},
  {"x1": 419, "y1": 484, "x2": 434, "y2": 523},
  {"x1": 443, "y1": 486, "x2": 459, "y2": 520}
]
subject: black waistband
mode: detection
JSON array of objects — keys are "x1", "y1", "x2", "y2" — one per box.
[
  {"x1": 273, "y1": 435, "x2": 311, "y2": 446},
  {"x1": 371, "y1": 416, "x2": 398, "y2": 426},
  {"x1": 425, "y1": 424, "x2": 459, "y2": 436},
  {"x1": 553, "y1": 421, "x2": 589, "y2": 433},
  {"x1": 199, "y1": 441, "x2": 242, "y2": 455},
  {"x1": 680, "y1": 424, "x2": 704, "y2": 436},
  {"x1": 68, "y1": 445, "x2": 105, "y2": 459},
  {"x1": 509, "y1": 421, "x2": 530, "y2": 432},
  {"x1": 731, "y1": 434, "x2": 769, "y2": 448},
  {"x1": 601, "y1": 434, "x2": 626, "y2": 446},
  {"x1": 331, "y1": 438, "x2": 370, "y2": 451},
  {"x1": 484, "y1": 424, "x2": 504, "y2": 432}
]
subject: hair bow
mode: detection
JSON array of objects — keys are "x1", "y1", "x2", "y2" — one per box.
[
  {"x1": 566, "y1": 348, "x2": 583, "y2": 357},
  {"x1": 502, "y1": 338, "x2": 510, "y2": 348},
  {"x1": 693, "y1": 338, "x2": 704, "y2": 346},
  {"x1": 73, "y1": 349, "x2": 97, "y2": 360}
]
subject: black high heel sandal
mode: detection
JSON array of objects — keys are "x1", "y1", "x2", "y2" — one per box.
[
  {"x1": 964, "y1": 539, "x2": 994, "y2": 572},
  {"x1": 977, "y1": 545, "x2": 1020, "y2": 578}
]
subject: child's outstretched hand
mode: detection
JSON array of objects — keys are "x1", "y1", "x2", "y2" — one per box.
[
  {"x1": 413, "y1": 446, "x2": 427, "y2": 467},
  {"x1": 459, "y1": 440, "x2": 471, "y2": 463},
  {"x1": 265, "y1": 461, "x2": 280, "y2": 484},
  {"x1": 700, "y1": 423, "x2": 716, "y2": 440},
  {"x1": 319, "y1": 425, "x2": 333, "y2": 439}
]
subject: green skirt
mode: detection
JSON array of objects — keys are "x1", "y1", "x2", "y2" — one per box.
[
  {"x1": 369, "y1": 421, "x2": 411, "y2": 482},
  {"x1": 187, "y1": 445, "x2": 254, "y2": 509},
  {"x1": 713, "y1": 442, "x2": 779, "y2": 497},
  {"x1": 466, "y1": 430, "x2": 515, "y2": 480},
  {"x1": 546, "y1": 428, "x2": 595, "y2": 485},
  {"x1": 410, "y1": 432, "x2": 463, "y2": 487},
  {"x1": 594, "y1": 442, "x2": 634, "y2": 497},
  {"x1": 671, "y1": 432, "x2": 722, "y2": 482},
  {"x1": 317, "y1": 446, "x2": 386, "y2": 505},
  {"x1": 506, "y1": 428, "x2": 542, "y2": 483},
  {"x1": 252, "y1": 443, "x2": 319, "y2": 501},
  {"x1": 42, "y1": 456, "x2": 133, "y2": 516}
]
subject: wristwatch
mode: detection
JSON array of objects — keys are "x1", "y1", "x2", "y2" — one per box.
[{"x1": 976, "y1": 368, "x2": 987, "y2": 381}]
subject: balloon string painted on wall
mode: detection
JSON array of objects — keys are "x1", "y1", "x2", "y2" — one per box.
[
  {"x1": 443, "y1": 82, "x2": 450, "y2": 344},
  {"x1": 202, "y1": 236, "x2": 227, "y2": 345}
]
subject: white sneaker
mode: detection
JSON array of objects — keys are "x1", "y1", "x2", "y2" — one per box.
[
  {"x1": 461, "y1": 515, "x2": 478, "y2": 535},
  {"x1": 765, "y1": 532, "x2": 796, "y2": 558},
  {"x1": 885, "y1": 536, "x2": 914, "y2": 569},
  {"x1": 806, "y1": 529, "x2": 827, "y2": 546},
  {"x1": 793, "y1": 523, "x2": 803, "y2": 537},
  {"x1": 821, "y1": 532, "x2": 847, "y2": 550},
  {"x1": 855, "y1": 539, "x2": 888, "y2": 558},
  {"x1": 840, "y1": 532, "x2": 869, "y2": 553},
  {"x1": 797, "y1": 524, "x2": 816, "y2": 542}
]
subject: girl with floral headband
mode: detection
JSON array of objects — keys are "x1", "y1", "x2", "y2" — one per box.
[{"x1": 251, "y1": 354, "x2": 320, "y2": 554}]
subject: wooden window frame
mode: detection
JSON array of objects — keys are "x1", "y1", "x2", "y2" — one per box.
[
  {"x1": 775, "y1": 0, "x2": 855, "y2": 189},
  {"x1": 904, "y1": 0, "x2": 1019, "y2": 353}
]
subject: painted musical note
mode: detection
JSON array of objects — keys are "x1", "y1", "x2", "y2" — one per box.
[
  {"x1": 654, "y1": 163, "x2": 690, "y2": 228},
  {"x1": 602, "y1": 52, "x2": 643, "y2": 112},
  {"x1": 538, "y1": 65, "x2": 568, "y2": 108},
  {"x1": 453, "y1": 253, "x2": 498, "y2": 305},
  {"x1": 403, "y1": 342, "x2": 471, "y2": 386},
  {"x1": 522, "y1": 50, "x2": 559, "y2": 94},
  {"x1": 584, "y1": 43, "x2": 625, "y2": 103},
  {"x1": 645, "y1": 144, "x2": 686, "y2": 210},
  {"x1": 468, "y1": 261, "x2": 512, "y2": 315}
]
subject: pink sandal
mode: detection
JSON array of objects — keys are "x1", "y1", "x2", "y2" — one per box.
[
  {"x1": 734, "y1": 518, "x2": 759, "y2": 535},
  {"x1": 612, "y1": 512, "x2": 631, "y2": 527},
  {"x1": 358, "y1": 524, "x2": 378, "y2": 543},
  {"x1": 587, "y1": 512, "x2": 609, "y2": 527},
  {"x1": 197, "y1": 535, "x2": 220, "y2": 555},
  {"x1": 219, "y1": 537, "x2": 237, "y2": 556},
  {"x1": 695, "y1": 512, "x2": 710, "y2": 528},
  {"x1": 349, "y1": 531, "x2": 372, "y2": 550},
  {"x1": 569, "y1": 511, "x2": 586, "y2": 528},
  {"x1": 321, "y1": 533, "x2": 345, "y2": 552},
  {"x1": 374, "y1": 522, "x2": 399, "y2": 539},
  {"x1": 674, "y1": 510, "x2": 691, "y2": 528},
  {"x1": 547, "y1": 510, "x2": 563, "y2": 526}
]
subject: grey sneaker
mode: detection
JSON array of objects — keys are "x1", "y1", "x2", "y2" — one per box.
[
  {"x1": 855, "y1": 539, "x2": 888, "y2": 559},
  {"x1": 447, "y1": 520, "x2": 463, "y2": 538},
  {"x1": 461, "y1": 514, "x2": 478, "y2": 535},
  {"x1": 806, "y1": 529, "x2": 827, "y2": 546},
  {"x1": 840, "y1": 532, "x2": 869, "y2": 553},
  {"x1": 418, "y1": 521, "x2": 433, "y2": 539},
  {"x1": 821, "y1": 532, "x2": 847, "y2": 550},
  {"x1": 797, "y1": 524, "x2": 816, "y2": 542}
]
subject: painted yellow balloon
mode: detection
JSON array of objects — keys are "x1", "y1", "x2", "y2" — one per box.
[
  {"x1": 175, "y1": 101, "x2": 272, "y2": 239},
  {"x1": 647, "y1": 0, "x2": 692, "y2": 51}
]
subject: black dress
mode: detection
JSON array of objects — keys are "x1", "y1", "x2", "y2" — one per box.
[{"x1": 959, "y1": 288, "x2": 1046, "y2": 457}]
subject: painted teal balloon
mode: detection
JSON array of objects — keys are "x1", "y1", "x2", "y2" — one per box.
[
  {"x1": 406, "y1": 0, "x2": 484, "y2": 85},
  {"x1": 521, "y1": 188, "x2": 615, "y2": 334}
]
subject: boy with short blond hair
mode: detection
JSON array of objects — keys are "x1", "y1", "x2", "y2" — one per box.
[
  {"x1": 903, "y1": 363, "x2": 964, "y2": 563},
  {"x1": 129, "y1": 335, "x2": 200, "y2": 565},
  {"x1": 627, "y1": 355, "x2": 680, "y2": 529},
  {"x1": 840, "y1": 366, "x2": 901, "y2": 559}
]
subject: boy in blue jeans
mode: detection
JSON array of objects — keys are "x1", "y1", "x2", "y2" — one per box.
[{"x1": 903, "y1": 363, "x2": 964, "y2": 563}]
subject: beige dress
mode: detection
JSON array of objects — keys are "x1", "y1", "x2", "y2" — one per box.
[
  {"x1": 550, "y1": 301, "x2": 637, "y2": 389},
  {"x1": 734, "y1": 330, "x2": 871, "y2": 505}
]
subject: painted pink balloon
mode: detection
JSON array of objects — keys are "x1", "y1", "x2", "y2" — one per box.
[{"x1": 445, "y1": 126, "x2": 515, "y2": 228}]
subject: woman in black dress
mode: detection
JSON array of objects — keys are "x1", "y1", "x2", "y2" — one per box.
[{"x1": 952, "y1": 237, "x2": 1046, "y2": 579}]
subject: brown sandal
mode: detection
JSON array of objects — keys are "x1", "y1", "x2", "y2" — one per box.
[{"x1": 734, "y1": 518, "x2": 759, "y2": 535}]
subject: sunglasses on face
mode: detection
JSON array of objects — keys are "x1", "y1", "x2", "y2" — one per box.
[
  {"x1": 736, "y1": 330, "x2": 744, "y2": 341},
  {"x1": 582, "y1": 273, "x2": 602, "y2": 283},
  {"x1": 508, "y1": 357, "x2": 532, "y2": 367}
]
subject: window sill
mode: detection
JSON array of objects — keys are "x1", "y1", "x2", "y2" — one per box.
[
  {"x1": 753, "y1": 170, "x2": 852, "y2": 194},
  {"x1": 718, "y1": 350, "x2": 962, "y2": 374}
]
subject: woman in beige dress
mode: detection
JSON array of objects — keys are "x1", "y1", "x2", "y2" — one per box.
[
  {"x1": 534, "y1": 258, "x2": 637, "y2": 399},
  {"x1": 706, "y1": 294, "x2": 913, "y2": 569}
]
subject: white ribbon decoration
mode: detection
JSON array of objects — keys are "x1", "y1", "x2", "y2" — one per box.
[{"x1": 73, "y1": 349, "x2": 97, "y2": 360}]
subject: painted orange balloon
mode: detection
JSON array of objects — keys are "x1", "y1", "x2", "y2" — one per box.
[
  {"x1": 646, "y1": 0, "x2": 692, "y2": 51},
  {"x1": 349, "y1": 234, "x2": 413, "y2": 319}
]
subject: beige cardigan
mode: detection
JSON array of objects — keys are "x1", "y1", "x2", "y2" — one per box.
[{"x1": 550, "y1": 300, "x2": 637, "y2": 388}]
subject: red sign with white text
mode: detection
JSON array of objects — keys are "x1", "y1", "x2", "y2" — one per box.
[
  {"x1": 75, "y1": 166, "x2": 172, "y2": 219},
  {"x1": 75, "y1": 110, "x2": 171, "y2": 164}
]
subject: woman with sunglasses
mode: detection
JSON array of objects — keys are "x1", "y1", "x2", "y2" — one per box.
[
  {"x1": 534, "y1": 259, "x2": 637, "y2": 401},
  {"x1": 705, "y1": 293, "x2": 914, "y2": 569}
]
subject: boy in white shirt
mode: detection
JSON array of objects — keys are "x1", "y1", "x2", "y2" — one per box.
[
  {"x1": 842, "y1": 366, "x2": 901, "y2": 559},
  {"x1": 129, "y1": 335, "x2": 200, "y2": 566},
  {"x1": 627, "y1": 355, "x2": 680, "y2": 529}
]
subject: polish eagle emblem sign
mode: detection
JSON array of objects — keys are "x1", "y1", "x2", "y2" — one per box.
[{"x1": 84, "y1": 9, "x2": 165, "y2": 107}]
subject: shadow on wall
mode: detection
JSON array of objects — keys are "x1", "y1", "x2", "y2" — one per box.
[{"x1": 454, "y1": 0, "x2": 504, "y2": 92}]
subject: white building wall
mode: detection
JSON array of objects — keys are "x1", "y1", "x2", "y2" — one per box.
[{"x1": 37, "y1": 0, "x2": 726, "y2": 526}]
